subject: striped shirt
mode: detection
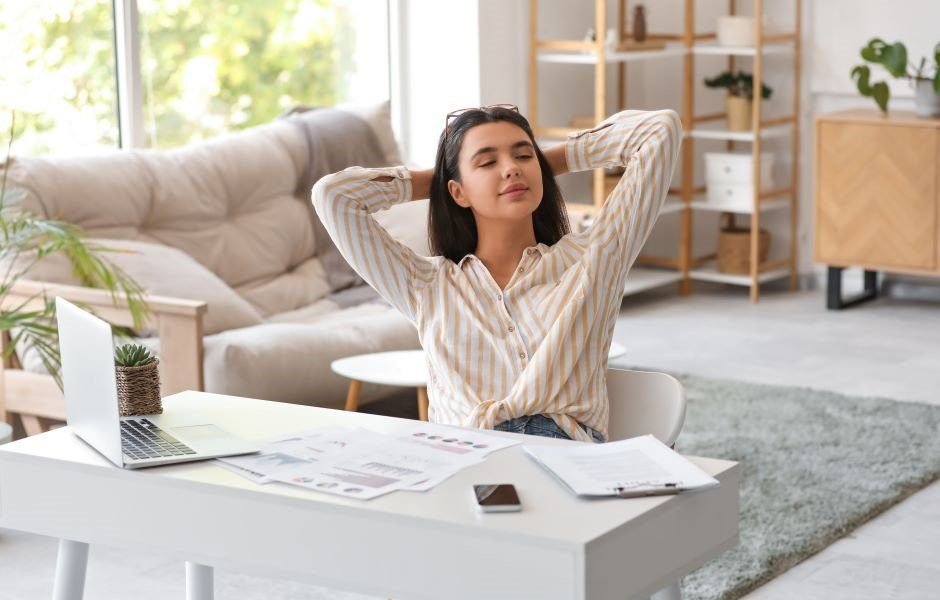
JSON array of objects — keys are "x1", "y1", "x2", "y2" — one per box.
[{"x1": 313, "y1": 109, "x2": 682, "y2": 442}]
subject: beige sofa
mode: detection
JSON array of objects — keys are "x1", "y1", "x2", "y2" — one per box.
[{"x1": 0, "y1": 103, "x2": 430, "y2": 434}]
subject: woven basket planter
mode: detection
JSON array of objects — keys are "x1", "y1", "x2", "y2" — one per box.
[
  {"x1": 718, "y1": 227, "x2": 770, "y2": 274},
  {"x1": 115, "y1": 358, "x2": 163, "y2": 417}
]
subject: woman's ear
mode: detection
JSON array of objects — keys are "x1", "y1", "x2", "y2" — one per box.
[{"x1": 448, "y1": 180, "x2": 471, "y2": 208}]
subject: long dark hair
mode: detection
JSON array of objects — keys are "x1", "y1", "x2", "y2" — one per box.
[{"x1": 428, "y1": 107, "x2": 569, "y2": 264}]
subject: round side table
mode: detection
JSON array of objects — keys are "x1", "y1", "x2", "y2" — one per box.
[
  {"x1": 331, "y1": 351, "x2": 429, "y2": 420},
  {"x1": 330, "y1": 342, "x2": 627, "y2": 421},
  {"x1": 0, "y1": 422, "x2": 13, "y2": 445}
]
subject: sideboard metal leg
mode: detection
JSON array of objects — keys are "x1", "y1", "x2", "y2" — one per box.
[{"x1": 827, "y1": 266, "x2": 878, "y2": 310}]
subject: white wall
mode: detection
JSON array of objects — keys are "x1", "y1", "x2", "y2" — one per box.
[{"x1": 393, "y1": 0, "x2": 940, "y2": 277}]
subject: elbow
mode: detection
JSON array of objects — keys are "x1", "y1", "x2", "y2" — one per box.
[
  {"x1": 655, "y1": 109, "x2": 683, "y2": 145},
  {"x1": 311, "y1": 172, "x2": 340, "y2": 216}
]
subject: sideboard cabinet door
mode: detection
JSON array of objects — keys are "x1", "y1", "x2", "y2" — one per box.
[{"x1": 816, "y1": 121, "x2": 937, "y2": 271}]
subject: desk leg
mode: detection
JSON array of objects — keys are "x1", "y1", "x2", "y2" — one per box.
[
  {"x1": 344, "y1": 380, "x2": 362, "y2": 412},
  {"x1": 417, "y1": 387, "x2": 428, "y2": 421},
  {"x1": 185, "y1": 562, "x2": 214, "y2": 600},
  {"x1": 53, "y1": 539, "x2": 89, "y2": 600}
]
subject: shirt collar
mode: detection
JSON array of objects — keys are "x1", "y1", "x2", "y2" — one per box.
[{"x1": 456, "y1": 243, "x2": 548, "y2": 269}]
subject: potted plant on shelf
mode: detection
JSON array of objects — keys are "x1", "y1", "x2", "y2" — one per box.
[
  {"x1": 704, "y1": 70, "x2": 773, "y2": 132},
  {"x1": 850, "y1": 38, "x2": 940, "y2": 117},
  {"x1": 1, "y1": 113, "x2": 148, "y2": 387}
]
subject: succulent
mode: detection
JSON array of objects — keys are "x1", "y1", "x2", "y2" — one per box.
[{"x1": 115, "y1": 343, "x2": 156, "y2": 367}]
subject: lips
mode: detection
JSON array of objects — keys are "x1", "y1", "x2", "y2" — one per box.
[{"x1": 500, "y1": 183, "x2": 528, "y2": 195}]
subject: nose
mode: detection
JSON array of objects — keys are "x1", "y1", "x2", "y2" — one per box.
[{"x1": 502, "y1": 158, "x2": 522, "y2": 178}]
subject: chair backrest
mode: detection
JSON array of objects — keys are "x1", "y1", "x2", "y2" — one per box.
[{"x1": 606, "y1": 368, "x2": 687, "y2": 447}]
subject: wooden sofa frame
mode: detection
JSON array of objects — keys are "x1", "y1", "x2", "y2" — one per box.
[{"x1": 0, "y1": 279, "x2": 207, "y2": 439}]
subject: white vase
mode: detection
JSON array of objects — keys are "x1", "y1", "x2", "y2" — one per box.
[
  {"x1": 913, "y1": 78, "x2": 940, "y2": 118},
  {"x1": 716, "y1": 16, "x2": 754, "y2": 47}
]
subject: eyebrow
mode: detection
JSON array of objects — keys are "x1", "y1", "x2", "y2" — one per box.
[{"x1": 469, "y1": 140, "x2": 534, "y2": 162}]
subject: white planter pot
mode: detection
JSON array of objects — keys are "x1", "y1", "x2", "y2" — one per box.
[{"x1": 914, "y1": 78, "x2": 940, "y2": 118}]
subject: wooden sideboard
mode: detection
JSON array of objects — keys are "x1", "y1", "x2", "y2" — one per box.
[{"x1": 815, "y1": 109, "x2": 940, "y2": 308}]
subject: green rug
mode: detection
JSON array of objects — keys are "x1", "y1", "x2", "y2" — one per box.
[
  {"x1": 364, "y1": 375, "x2": 940, "y2": 600},
  {"x1": 674, "y1": 374, "x2": 940, "y2": 600}
]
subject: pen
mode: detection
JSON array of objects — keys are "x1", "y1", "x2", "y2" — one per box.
[{"x1": 614, "y1": 482, "x2": 681, "y2": 498}]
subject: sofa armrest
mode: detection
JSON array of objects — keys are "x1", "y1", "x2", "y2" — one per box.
[{"x1": 1, "y1": 280, "x2": 208, "y2": 433}]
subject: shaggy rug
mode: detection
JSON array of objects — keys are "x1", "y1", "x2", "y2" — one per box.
[{"x1": 671, "y1": 374, "x2": 940, "y2": 600}]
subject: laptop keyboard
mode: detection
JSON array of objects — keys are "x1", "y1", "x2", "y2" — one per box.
[{"x1": 121, "y1": 418, "x2": 197, "y2": 461}]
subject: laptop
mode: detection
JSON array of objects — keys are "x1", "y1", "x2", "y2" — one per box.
[{"x1": 56, "y1": 297, "x2": 259, "y2": 469}]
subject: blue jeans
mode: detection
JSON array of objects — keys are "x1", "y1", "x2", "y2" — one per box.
[{"x1": 495, "y1": 414, "x2": 605, "y2": 444}]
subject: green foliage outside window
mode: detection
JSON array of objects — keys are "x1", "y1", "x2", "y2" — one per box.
[{"x1": 1, "y1": 0, "x2": 356, "y2": 154}]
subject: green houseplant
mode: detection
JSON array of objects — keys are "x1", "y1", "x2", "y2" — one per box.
[
  {"x1": 704, "y1": 70, "x2": 774, "y2": 132},
  {"x1": 0, "y1": 113, "x2": 149, "y2": 387},
  {"x1": 851, "y1": 38, "x2": 940, "y2": 117}
]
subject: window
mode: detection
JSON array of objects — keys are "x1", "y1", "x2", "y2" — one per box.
[
  {"x1": 0, "y1": 0, "x2": 119, "y2": 156},
  {"x1": 138, "y1": 0, "x2": 389, "y2": 148},
  {"x1": 1, "y1": 0, "x2": 390, "y2": 154}
]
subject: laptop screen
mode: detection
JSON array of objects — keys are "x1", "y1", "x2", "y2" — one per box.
[{"x1": 55, "y1": 297, "x2": 124, "y2": 467}]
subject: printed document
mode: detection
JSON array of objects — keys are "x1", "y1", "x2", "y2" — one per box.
[{"x1": 524, "y1": 435, "x2": 719, "y2": 496}]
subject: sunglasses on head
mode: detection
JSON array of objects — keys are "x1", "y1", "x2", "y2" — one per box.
[{"x1": 444, "y1": 104, "x2": 520, "y2": 140}]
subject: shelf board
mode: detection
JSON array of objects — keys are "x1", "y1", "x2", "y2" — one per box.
[
  {"x1": 688, "y1": 122, "x2": 792, "y2": 142},
  {"x1": 692, "y1": 42, "x2": 794, "y2": 56},
  {"x1": 689, "y1": 260, "x2": 790, "y2": 286},
  {"x1": 623, "y1": 267, "x2": 683, "y2": 297},
  {"x1": 538, "y1": 45, "x2": 687, "y2": 65},
  {"x1": 690, "y1": 196, "x2": 790, "y2": 214}
]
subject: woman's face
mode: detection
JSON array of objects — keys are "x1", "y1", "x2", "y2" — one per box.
[{"x1": 447, "y1": 121, "x2": 544, "y2": 222}]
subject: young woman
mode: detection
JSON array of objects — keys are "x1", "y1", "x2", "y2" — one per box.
[{"x1": 313, "y1": 105, "x2": 681, "y2": 443}]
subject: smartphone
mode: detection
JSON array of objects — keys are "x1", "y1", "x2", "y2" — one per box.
[{"x1": 473, "y1": 484, "x2": 522, "y2": 513}]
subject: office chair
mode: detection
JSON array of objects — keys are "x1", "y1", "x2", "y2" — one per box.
[{"x1": 606, "y1": 367, "x2": 688, "y2": 600}]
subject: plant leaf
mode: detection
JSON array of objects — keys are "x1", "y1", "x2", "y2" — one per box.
[
  {"x1": 881, "y1": 42, "x2": 908, "y2": 78},
  {"x1": 872, "y1": 82, "x2": 890, "y2": 113}
]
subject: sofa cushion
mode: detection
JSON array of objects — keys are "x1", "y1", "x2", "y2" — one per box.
[
  {"x1": 8, "y1": 238, "x2": 263, "y2": 336},
  {"x1": 202, "y1": 302, "x2": 421, "y2": 410}
]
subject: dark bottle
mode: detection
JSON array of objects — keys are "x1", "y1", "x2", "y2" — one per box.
[{"x1": 633, "y1": 5, "x2": 647, "y2": 42}]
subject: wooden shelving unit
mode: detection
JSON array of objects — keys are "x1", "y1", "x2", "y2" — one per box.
[{"x1": 527, "y1": 0, "x2": 802, "y2": 302}]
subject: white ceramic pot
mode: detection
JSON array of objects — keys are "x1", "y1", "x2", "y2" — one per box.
[
  {"x1": 913, "y1": 78, "x2": 940, "y2": 118},
  {"x1": 716, "y1": 16, "x2": 755, "y2": 47}
]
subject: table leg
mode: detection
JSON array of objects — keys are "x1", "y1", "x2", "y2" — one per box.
[
  {"x1": 417, "y1": 387, "x2": 428, "y2": 421},
  {"x1": 344, "y1": 380, "x2": 362, "y2": 412},
  {"x1": 52, "y1": 539, "x2": 89, "y2": 600},
  {"x1": 185, "y1": 562, "x2": 214, "y2": 600}
]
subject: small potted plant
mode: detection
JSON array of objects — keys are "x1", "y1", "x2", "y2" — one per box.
[
  {"x1": 115, "y1": 343, "x2": 162, "y2": 416},
  {"x1": 704, "y1": 70, "x2": 773, "y2": 132},
  {"x1": 851, "y1": 38, "x2": 940, "y2": 117}
]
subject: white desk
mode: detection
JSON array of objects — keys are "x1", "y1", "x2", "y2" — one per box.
[{"x1": 0, "y1": 392, "x2": 738, "y2": 600}]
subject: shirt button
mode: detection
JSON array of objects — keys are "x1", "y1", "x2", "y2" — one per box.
[
  {"x1": 519, "y1": 352, "x2": 526, "y2": 359},
  {"x1": 527, "y1": 249, "x2": 534, "y2": 255},
  {"x1": 496, "y1": 294, "x2": 502, "y2": 301},
  {"x1": 508, "y1": 325, "x2": 515, "y2": 332},
  {"x1": 518, "y1": 267, "x2": 524, "y2": 273}
]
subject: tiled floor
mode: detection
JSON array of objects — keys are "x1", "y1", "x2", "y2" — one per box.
[{"x1": 2, "y1": 285, "x2": 938, "y2": 599}]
